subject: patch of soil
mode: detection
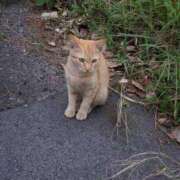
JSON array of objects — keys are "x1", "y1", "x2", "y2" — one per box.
[{"x1": 0, "y1": 0, "x2": 65, "y2": 111}]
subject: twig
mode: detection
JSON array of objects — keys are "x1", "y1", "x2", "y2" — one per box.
[
  {"x1": 142, "y1": 168, "x2": 166, "y2": 180},
  {"x1": 107, "y1": 157, "x2": 159, "y2": 179},
  {"x1": 113, "y1": 32, "x2": 151, "y2": 39},
  {"x1": 124, "y1": 112, "x2": 129, "y2": 144},
  {"x1": 123, "y1": 151, "x2": 180, "y2": 166},
  {"x1": 116, "y1": 91, "x2": 124, "y2": 127},
  {"x1": 43, "y1": 46, "x2": 58, "y2": 53},
  {"x1": 109, "y1": 86, "x2": 145, "y2": 106},
  {"x1": 174, "y1": 62, "x2": 178, "y2": 119},
  {"x1": 157, "y1": 124, "x2": 174, "y2": 141},
  {"x1": 108, "y1": 152, "x2": 180, "y2": 180},
  {"x1": 154, "y1": 107, "x2": 158, "y2": 129}
]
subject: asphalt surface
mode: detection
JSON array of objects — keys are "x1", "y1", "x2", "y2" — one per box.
[{"x1": 0, "y1": 1, "x2": 179, "y2": 180}]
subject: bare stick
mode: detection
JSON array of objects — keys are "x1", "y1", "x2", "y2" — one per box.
[
  {"x1": 107, "y1": 157, "x2": 159, "y2": 179},
  {"x1": 108, "y1": 152, "x2": 180, "y2": 180},
  {"x1": 109, "y1": 86, "x2": 145, "y2": 106},
  {"x1": 142, "y1": 168, "x2": 166, "y2": 180},
  {"x1": 124, "y1": 112, "x2": 129, "y2": 144},
  {"x1": 113, "y1": 32, "x2": 150, "y2": 39}
]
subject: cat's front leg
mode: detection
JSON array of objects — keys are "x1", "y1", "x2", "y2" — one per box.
[
  {"x1": 64, "y1": 89, "x2": 77, "y2": 118},
  {"x1": 76, "y1": 93, "x2": 94, "y2": 120}
]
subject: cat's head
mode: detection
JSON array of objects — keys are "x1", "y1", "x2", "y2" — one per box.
[{"x1": 67, "y1": 34, "x2": 106, "y2": 74}]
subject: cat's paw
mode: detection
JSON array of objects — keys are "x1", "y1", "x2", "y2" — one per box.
[
  {"x1": 64, "y1": 108, "x2": 75, "y2": 118},
  {"x1": 76, "y1": 111, "x2": 87, "y2": 120}
]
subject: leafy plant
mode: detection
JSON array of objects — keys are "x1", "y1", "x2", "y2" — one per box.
[
  {"x1": 35, "y1": 0, "x2": 56, "y2": 8},
  {"x1": 70, "y1": 0, "x2": 180, "y2": 123}
]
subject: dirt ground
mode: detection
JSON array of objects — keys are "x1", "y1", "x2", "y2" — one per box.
[{"x1": 0, "y1": 1, "x2": 180, "y2": 180}]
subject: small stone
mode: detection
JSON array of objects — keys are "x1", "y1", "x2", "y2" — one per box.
[{"x1": 41, "y1": 11, "x2": 58, "y2": 20}]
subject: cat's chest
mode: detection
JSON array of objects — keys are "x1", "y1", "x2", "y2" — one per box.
[{"x1": 67, "y1": 74, "x2": 97, "y2": 91}]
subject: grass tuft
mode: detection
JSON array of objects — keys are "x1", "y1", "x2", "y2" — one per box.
[{"x1": 70, "y1": 0, "x2": 180, "y2": 123}]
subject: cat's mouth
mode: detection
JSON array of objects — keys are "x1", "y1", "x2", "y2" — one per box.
[{"x1": 80, "y1": 69, "x2": 94, "y2": 76}]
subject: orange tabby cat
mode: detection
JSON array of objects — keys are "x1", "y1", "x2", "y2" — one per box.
[{"x1": 64, "y1": 35, "x2": 109, "y2": 120}]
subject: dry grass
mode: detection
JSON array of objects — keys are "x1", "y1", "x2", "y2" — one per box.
[
  {"x1": 107, "y1": 152, "x2": 180, "y2": 180},
  {"x1": 71, "y1": 0, "x2": 180, "y2": 123}
]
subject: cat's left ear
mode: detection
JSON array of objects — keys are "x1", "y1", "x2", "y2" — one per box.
[
  {"x1": 95, "y1": 39, "x2": 106, "y2": 52},
  {"x1": 67, "y1": 34, "x2": 81, "y2": 49}
]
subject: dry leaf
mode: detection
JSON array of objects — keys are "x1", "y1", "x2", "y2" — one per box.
[
  {"x1": 126, "y1": 45, "x2": 136, "y2": 52},
  {"x1": 149, "y1": 60, "x2": 160, "y2": 70},
  {"x1": 55, "y1": 28, "x2": 60, "y2": 33},
  {"x1": 119, "y1": 78, "x2": 128, "y2": 84},
  {"x1": 91, "y1": 33, "x2": 100, "y2": 40},
  {"x1": 171, "y1": 126, "x2": 180, "y2": 143},
  {"x1": 135, "y1": 90, "x2": 146, "y2": 98},
  {"x1": 127, "y1": 54, "x2": 142, "y2": 63},
  {"x1": 158, "y1": 118, "x2": 168, "y2": 125},
  {"x1": 146, "y1": 91, "x2": 156, "y2": 98},
  {"x1": 104, "y1": 51, "x2": 114, "y2": 59},
  {"x1": 126, "y1": 86, "x2": 136, "y2": 94},
  {"x1": 48, "y1": 41, "x2": 56, "y2": 47},
  {"x1": 158, "y1": 116, "x2": 172, "y2": 127},
  {"x1": 62, "y1": 10, "x2": 68, "y2": 17},
  {"x1": 131, "y1": 80, "x2": 145, "y2": 91},
  {"x1": 108, "y1": 59, "x2": 122, "y2": 69}
]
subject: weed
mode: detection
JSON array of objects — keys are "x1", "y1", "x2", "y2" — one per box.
[
  {"x1": 35, "y1": 0, "x2": 56, "y2": 8},
  {"x1": 0, "y1": 32, "x2": 6, "y2": 41}
]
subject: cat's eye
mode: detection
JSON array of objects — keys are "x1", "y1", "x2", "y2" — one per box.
[
  {"x1": 92, "y1": 58, "x2": 97, "y2": 63},
  {"x1": 79, "y1": 58, "x2": 85, "y2": 63}
]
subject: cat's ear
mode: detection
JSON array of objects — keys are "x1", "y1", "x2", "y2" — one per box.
[
  {"x1": 95, "y1": 39, "x2": 106, "y2": 52},
  {"x1": 67, "y1": 34, "x2": 81, "y2": 49}
]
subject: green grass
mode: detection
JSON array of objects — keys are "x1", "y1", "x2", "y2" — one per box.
[
  {"x1": 70, "y1": 0, "x2": 180, "y2": 123},
  {"x1": 0, "y1": 32, "x2": 6, "y2": 41},
  {"x1": 35, "y1": 0, "x2": 56, "y2": 8}
]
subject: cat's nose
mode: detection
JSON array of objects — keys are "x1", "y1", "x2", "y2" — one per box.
[{"x1": 85, "y1": 63, "x2": 91, "y2": 72}]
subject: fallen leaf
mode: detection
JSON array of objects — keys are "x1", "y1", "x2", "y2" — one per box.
[
  {"x1": 48, "y1": 41, "x2": 56, "y2": 47},
  {"x1": 131, "y1": 80, "x2": 145, "y2": 91},
  {"x1": 91, "y1": 33, "x2": 100, "y2": 40},
  {"x1": 103, "y1": 51, "x2": 114, "y2": 59},
  {"x1": 55, "y1": 28, "x2": 60, "y2": 33},
  {"x1": 149, "y1": 60, "x2": 160, "y2": 69},
  {"x1": 135, "y1": 90, "x2": 146, "y2": 98},
  {"x1": 127, "y1": 54, "x2": 142, "y2": 63},
  {"x1": 146, "y1": 91, "x2": 156, "y2": 98},
  {"x1": 62, "y1": 10, "x2": 68, "y2": 17},
  {"x1": 126, "y1": 86, "x2": 136, "y2": 94},
  {"x1": 126, "y1": 45, "x2": 136, "y2": 52},
  {"x1": 126, "y1": 93, "x2": 136, "y2": 98},
  {"x1": 119, "y1": 78, "x2": 128, "y2": 84},
  {"x1": 171, "y1": 126, "x2": 180, "y2": 143},
  {"x1": 158, "y1": 118, "x2": 168, "y2": 125},
  {"x1": 108, "y1": 58, "x2": 122, "y2": 69}
]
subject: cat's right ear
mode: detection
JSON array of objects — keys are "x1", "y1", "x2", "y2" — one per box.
[{"x1": 67, "y1": 34, "x2": 81, "y2": 49}]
